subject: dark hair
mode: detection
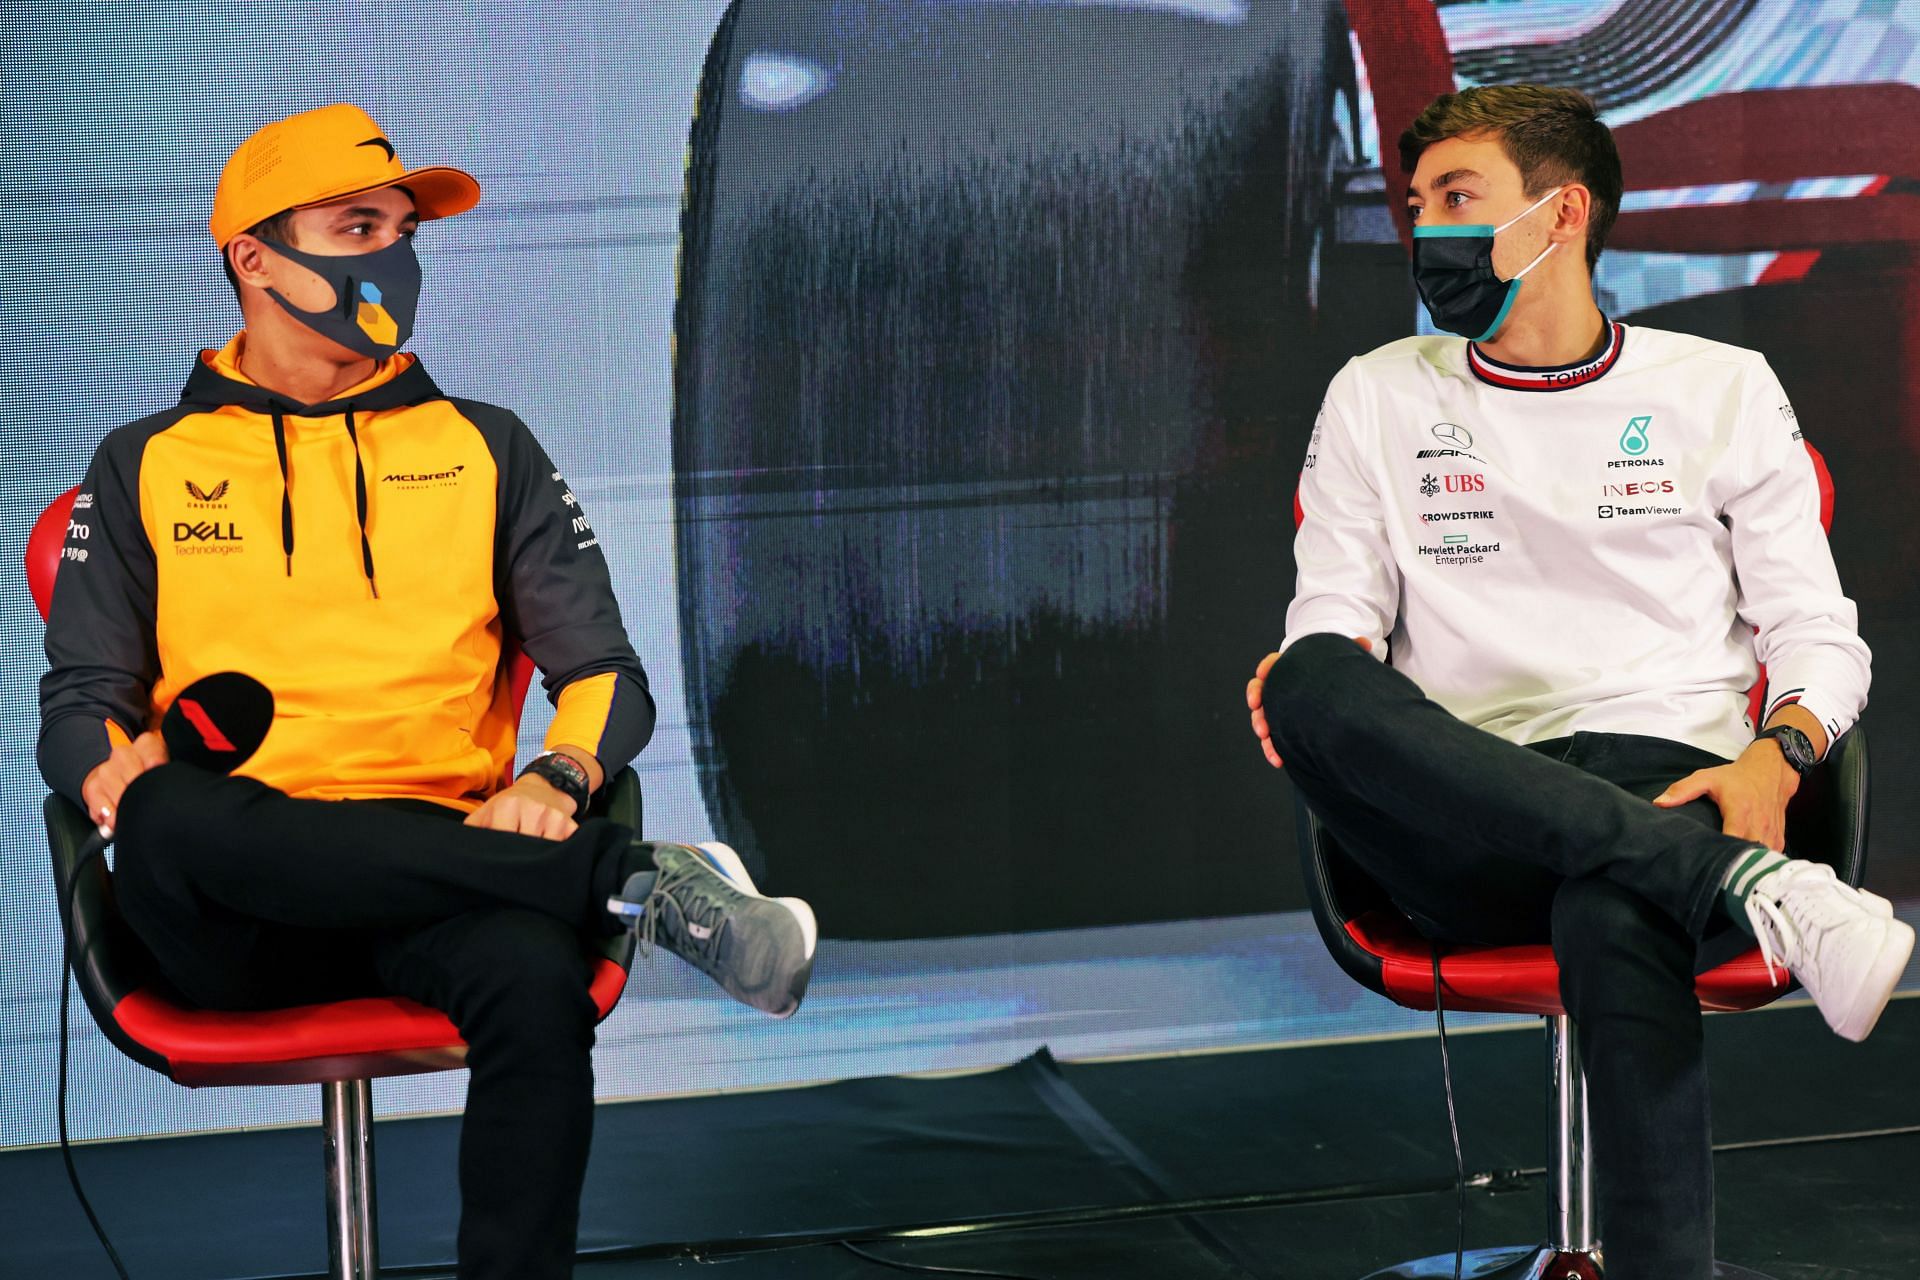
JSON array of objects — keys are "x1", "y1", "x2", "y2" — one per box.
[
  {"x1": 1398, "y1": 84, "x2": 1622, "y2": 272},
  {"x1": 221, "y1": 207, "x2": 299, "y2": 301}
]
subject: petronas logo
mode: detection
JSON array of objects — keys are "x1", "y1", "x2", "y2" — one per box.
[{"x1": 1619, "y1": 416, "x2": 1652, "y2": 456}]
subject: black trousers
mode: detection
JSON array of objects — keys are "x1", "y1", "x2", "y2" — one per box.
[
  {"x1": 113, "y1": 763, "x2": 637, "y2": 1280},
  {"x1": 1266, "y1": 634, "x2": 1766, "y2": 1280}
]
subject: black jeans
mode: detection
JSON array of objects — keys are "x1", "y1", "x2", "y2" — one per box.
[
  {"x1": 1266, "y1": 634, "x2": 1765, "y2": 1280},
  {"x1": 113, "y1": 763, "x2": 638, "y2": 1280}
]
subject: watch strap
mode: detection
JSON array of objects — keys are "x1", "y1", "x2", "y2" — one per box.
[
  {"x1": 520, "y1": 751, "x2": 592, "y2": 813},
  {"x1": 1755, "y1": 724, "x2": 1817, "y2": 774}
]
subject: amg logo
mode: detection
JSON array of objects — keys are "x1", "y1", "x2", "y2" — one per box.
[
  {"x1": 1415, "y1": 448, "x2": 1483, "y2": 460},
  {"x1": 383, "y1": 466, "x2": 466, "y2": 483}
]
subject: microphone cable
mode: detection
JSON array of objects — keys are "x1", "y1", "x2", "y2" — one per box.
[
  {"x1": 57, "y1": 828, "x2": 134, "y2": 1280},
  {"x1": 1433, "y1": 942, "x2": 1465, "y2": 1280}
]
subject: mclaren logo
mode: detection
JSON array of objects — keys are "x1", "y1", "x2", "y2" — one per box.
[
  {"x1": 357, "y1": 136, "x2": 397, "y2": 161},
  {"x1": 382, "y1": 465, "x2": 466, "y2": 486}
]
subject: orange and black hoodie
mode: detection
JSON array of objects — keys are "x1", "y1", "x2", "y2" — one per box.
[{"x1": 38, "y1": 336, "x2": 654, "y2": 810}]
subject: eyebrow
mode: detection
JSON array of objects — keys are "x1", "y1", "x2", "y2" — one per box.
[
  {"x1": 329, "y1": 204, "x2": 420, "y2": 223},
  {"x1": 1405, "y1": 168, "x2": 1488, "y2": 199}
]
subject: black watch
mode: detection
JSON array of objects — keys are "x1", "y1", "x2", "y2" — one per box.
[
  {"x1": 1755, "y1": 725, "x2": 1817, "y2": 776},
  {"x1": 520, "y1": 751, "x2": 592, "y2": 814}
]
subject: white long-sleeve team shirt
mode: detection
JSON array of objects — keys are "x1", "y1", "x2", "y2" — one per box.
[{"x1": 1283, "y1": 320, "x2": 1870, "y2": 763}]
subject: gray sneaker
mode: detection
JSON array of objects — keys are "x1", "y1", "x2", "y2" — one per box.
[{"x1": 609, "y1": 842, "x2": 817, "y2": 1018}]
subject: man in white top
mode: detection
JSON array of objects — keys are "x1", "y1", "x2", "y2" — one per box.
[{"x1": 1245, "y1": 84, "x2": 1911, "y2": 1279}]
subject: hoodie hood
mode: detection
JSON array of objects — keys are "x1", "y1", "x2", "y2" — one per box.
[
  {"x1": 181, "y1": 336, "x2": 445, "y2": 415},
  {"x1": 178, "y1": 336, "x2": 448, "y2": 597}
]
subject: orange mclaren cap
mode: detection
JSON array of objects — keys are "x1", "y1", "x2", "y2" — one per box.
[{"x1": 210, "y1": 103, "x2": 481, "y2": 246}]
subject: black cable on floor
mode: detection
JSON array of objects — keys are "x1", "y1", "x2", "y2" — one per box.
[
  {"x1": 839, "y1": 1238, "x2": 1048, "y2": 1278},
  {"x1": 60, "y1": 944, "x2": 132, "y2": 1280},
  {"x1": 1017, "y1": 1048, "x2": 1266, "y2": 1279},
  {"x1": 1432, "y1": 944, "x2": 1464, "y2": 1280}
]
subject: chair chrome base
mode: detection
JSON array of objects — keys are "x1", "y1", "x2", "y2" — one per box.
[
  {"x1": 1361, "y1": 1246, "x2": 1778, "y2": 1279},
  {"x1": 1361, "y1": 1246, "x2": 1599, "y2": 1280}
]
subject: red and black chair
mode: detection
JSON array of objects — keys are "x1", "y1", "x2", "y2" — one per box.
[
  {"x1": 1291, "y1": 450, "x2": 1868, "y2": 1278},
  {"x1": 29, "y1": 485, "x2": 639, "y2": 1280},
  {"x1": 1298, "y1": 731, "x2": 1867, "y2": 1279}
]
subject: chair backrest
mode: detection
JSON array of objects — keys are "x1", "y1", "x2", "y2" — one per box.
[{"x1": 26, "y1": 485, "x2": 78, "y2": 622}]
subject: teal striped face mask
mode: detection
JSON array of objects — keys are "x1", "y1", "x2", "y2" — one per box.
[{"x1": 1410, "y1": 186, "x2": 1563, "y2": 342}]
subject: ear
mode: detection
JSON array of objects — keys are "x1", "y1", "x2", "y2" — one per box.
[
  {"x1": 227, "y1": 234, "x2": 275, "y2": 291},
  {"x1": 1549, "y1": 183, "x2": 1593, "y2": 245}
]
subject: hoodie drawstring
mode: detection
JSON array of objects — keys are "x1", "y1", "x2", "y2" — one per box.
[
  {"x1": 341, "y1": 406, "x2": 380, "y2": 599},
  {"x1": 268, "y1": 405, "x2": 379, "y2": 599},
  {"x1": 271, "y1": 411, "x2": 293, "y2": 576}
]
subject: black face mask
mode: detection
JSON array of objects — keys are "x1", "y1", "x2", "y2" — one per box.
[
  {"x1": 1409, "y1": 186, "x2": 1562, "y2": 342},
  {"x1": 260, "y1": 235, "x2": 422, "y2": 359}
]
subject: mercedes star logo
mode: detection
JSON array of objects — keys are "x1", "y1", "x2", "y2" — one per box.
[{"x1": 1431, "y1": 422, "x2": 1474, "y2": 449}]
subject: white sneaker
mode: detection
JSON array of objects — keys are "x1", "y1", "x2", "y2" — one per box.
[{"x1": 1744, "y1": 860, "x2": 1914, "y2": 1042}]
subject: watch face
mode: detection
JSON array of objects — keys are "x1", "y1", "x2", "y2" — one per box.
[
  {"x1": 1768, "y1": 728, "x2": 1815, "y2": 771},
  {"x1": 529, "y1": 753, "x2": 590, "y2": 803},
  {"x1": 544, "y1": 754, "x2": 587, "y2": 785}
]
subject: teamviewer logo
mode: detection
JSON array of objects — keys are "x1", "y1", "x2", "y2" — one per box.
[{"x1": 1597, "y1": 504, "x2": 1615, "y2": 519}]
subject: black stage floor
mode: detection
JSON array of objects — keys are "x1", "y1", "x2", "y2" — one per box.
[{"x1": 9, "y1": 998, "x2": 1917, "y2": 1280}]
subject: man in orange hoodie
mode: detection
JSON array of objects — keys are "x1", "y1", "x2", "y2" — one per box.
[{"x1": 38, "y1": 104, "x2": 816, "y2": 1280}]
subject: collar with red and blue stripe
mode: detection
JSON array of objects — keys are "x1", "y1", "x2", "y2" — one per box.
[{"x1": 1468, "y1": 319, "x2": 1625, "y2": 392}]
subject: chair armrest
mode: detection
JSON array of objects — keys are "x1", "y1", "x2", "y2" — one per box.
[
  {"x1": 1294, "y1": 796, "x2": 1394, "y2": 998},
  {"x1": 1786, "y1": 725, "x2": 1869, "y2": 890},
  {"x1": 43, "y1": 793, "x2": 170, "y2": 1073},
  {"x1": 587, "y1": 766, "x2": 642, "y2": 971},
  {"x1": 593, "y1": 764, "x2": 643, "y2": 832}
]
